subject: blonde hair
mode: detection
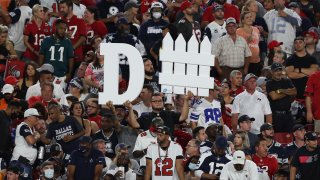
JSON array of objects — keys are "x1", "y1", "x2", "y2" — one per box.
[
  {"x1": 242, "y1": 0, "x2": 257, "y2": 12},
  {"x1": 239, "y1": 11, "x2": 252, "y2": 28},
  {"x1": 0, "y1": 25, "x2": 10, "y2": 45},
  {"x1": 32, "y1": 4, "x2": 43, "y2": 15},
  {"x1": 234, "y1": 130, "x2": 250, "y2": 149}
]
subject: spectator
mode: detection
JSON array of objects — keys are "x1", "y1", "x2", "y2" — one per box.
[
  {"x1": 263, "y1": 0, "x2": 301, "y2": 55},
  {"x1": 16, "y1": 62, "x2": 39, "y2": 100},
  {"x1": 219, "y1": 150, "x2": 259, "y2": 180},
  {"x1": 229, "y1": 70, "x2": 245, "y2": 97},
  {"x1": 86, "y1": 98, "x2": 102, "y2": 128},
  {"x1": 57, "y1": 0, "x2": 87, "y2": 74},
  {"x1": 184, "y1": 139, "x2": 200, "y2": 165},
  {"x1": 7, "y1": 0, "x2": 32, "y2": 58},
  {"x1": 0, "y1": 84, "x2": 16, "y2": 110},
  {"x1": 126, "y1": 92, "x2": 192, "y2": 136},
  {"x1": 39, "y1": 161, "x2": 55, "y2": 180},
  {"x1": 63, "y1": 77, "x2": 88, "y2": 103},
  {"x1": 106, "y1": 154, "x2": 138, "y2": 180},
  {"x1": 305, "y1": 70, "x2": 320, "y2": 133},
  {"x1": 195, "y1": 136, "x2": 231, "y2": 179},
  {"x1": 232, "y1": 73, "x2": 272, "y2": 134},
  {"x1": 92, "y1": 139, "x2": 113, "y2": 176},
  {"x1": 259, "y1": 123, "x2": 286, "y2": 164},
  {"x1": 144, "y1": 126, "x2": 184, "y2": 180},
  {"x1": 5, "y1": 165, "x2": 21, "y2": 180},
  {"x1": 72, "y1": 0, "x2": 86, "y2": 18},
  {"x1": 28, "y1": 82, "x2": 60, "y2": 108},
  {"x1": 285, "y1": 124, "x2": 306, "y2": 163},
  {"x1": 11, "y1": 108, "x2": 40, "y2": 179},
  {"x1": 263, "y1": 0, "x2": 275, "y2": 12},
  {"x1": 286, "y1": 36, "x2": 318, "y2": 100},
  {"x1": 40, "y1": 102, "x2": 85, "y2": 160},
  {"x1": 139, "y1": 2, "x2": 168, "y2": 59},
  {"x1": 26, "y1": 64, "x2": 65, "y2": 101},
  {"x1": 214, "y1": 17, "x2": 252, "y2": 81},
  {"x1": 176, "y1": 0, "x2": 201, "y2": 42},
  {"x1": 256, "y1": 76, "x2": 267, "y2": 95},
  {"x1": 97, "y1": 0, "x2": 124, "y2": 33},
  {"x1": 272, "y1": 50, "x2": 287, "y2": 65},
  {"x1": 70, "y1": 101, "x2": 93, "y2": 136},
  {"x1": 237, "y1": 10, "x2": 262, "y2": 76},
  {"x1": 39, "y1": 19, "x2": 74, "y2": 89},
  {"x1": 288, "y1": 2, "x2": 313, "y2": 37},
  {"x1": 67, "y1": 136, "x2": 105, "y2": 180},
  {"x1": 267, "y1": 40, "x2": 283, "y2": 65},
  {"x1": 143, "y1": 57, "x2": 160, "y2": 93},
  {"x1": 232, "y1": 130, "x2": 251, "y2": 157},
  {"x1": 228, "y1": 115, "x2": 259, "y2": 149},
  {"x1": 304, "y1": 30, "x2": 320, "y2": 66},
  {"x1": 204, "y1": 5, "x2": 226, "y2": 53},
  {"x1": 92, "y1": 109, "x2": 118, "y2": 159},
  {"x1": 192, "y1": 126, "x2": 212, "y2": 153},
  {"x1": 220, "y1": 80, "x2": 233, "y2": 128},
  {"x1": 23, "y1": 4, "x2": 51, "y2": 63},
  {"x1": 132, "y1": 117, "x2": 164, "y2": 173},
  {"x1": 133, "y1": 84, "x2": 153, "y2": 117},
  {"x1": 290, "y1": 132, "x2": 320, "y2": 180},
  {"x1": 110, "y1": 143, "x2": 139, "y2": 171},
  {"x1": 190, "y1": 83, "x2": 223, "y2": 130},
  {"x1": 267, "y1": 63, "x2": 297, "y2": 132},
  {"x1": 123, "y1": 1, "x2": 140, "y2": 36},
  {"x1": 201, "y1": 0, "x2": 240, "y2": 28},
  {"x1": 83, "y1": 6, "x2": 108, "y2": 52},
  {"x1": 292, "y1": 0, "x2": 320, "y2": 26},
  {"x1": 252, "y1": 138, "x2": 279, "y2": 179}
]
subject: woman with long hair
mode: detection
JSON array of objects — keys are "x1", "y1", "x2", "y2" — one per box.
[
  {"x1": 16, "y1": 61, "x2": 39, "y2": 99},
  {"x1": 220, "y1": 80, "x2": 233, "y2": 129},
  {"x1": 237, "y1": 11, "x2": 262, "y2": 76},
  {"x1": 233, "y1": 130, "x2": 252, "y2": 160},
  {"x1": 70, "y1": 101, "x2": 99, "y2": 136}
]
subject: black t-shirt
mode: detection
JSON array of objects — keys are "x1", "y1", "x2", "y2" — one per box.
[
  {"x1": 0, "y1": 110, "x2": 12, "y2": 154},
  {"x1": 138, "y1": 111, "x2": 180, "y2": 136},
  {"x1": 291, "y1": 146, "x2": 320, "y2": 180},
  {"x1": 46, "y1": 116, "x2": 84, "y2": 154},
  {"x1": 144, "y1": 76, "x2": 160, "y2": 93},
  {"x1": 92, "y1": 129, "x2": 118, "y2": 159},
  {"x1": 266, "y1": 78, "x2": 295, "y2": 111},
  {"x1": 285, "y1": 54, "x2": 317, "y2": 99}
]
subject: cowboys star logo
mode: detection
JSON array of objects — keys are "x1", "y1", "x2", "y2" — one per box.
[{"x1": 109, "y1": 6, "x2": 119, "y2": 16}]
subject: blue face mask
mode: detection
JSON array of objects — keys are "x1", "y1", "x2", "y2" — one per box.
[
  {"x1": 44, "y1": 168, "x2": 54, "y2": 179},
  {"x1": 188, "y1": 162, "x2": 198, "y2": 171}
]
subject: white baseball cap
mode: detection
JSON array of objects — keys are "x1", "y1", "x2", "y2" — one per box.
[
  {"x1": 233, "y1": 150, "x2": 246, "y2": 165},
  {"x1": 1, "y1": 84, "x2": 14, "y2": 94},
  {"x1": 24, "y1": 108, "x2": 40, "y2": 118}
]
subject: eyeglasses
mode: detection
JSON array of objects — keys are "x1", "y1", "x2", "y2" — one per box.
[{"x1": 87, "y1": 105, "x2": 98, "y2": 109}]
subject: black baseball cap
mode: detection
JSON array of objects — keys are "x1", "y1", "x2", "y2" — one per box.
[
  {"x1": 292, "y1": 124, "x2": 305, "y2": 132},
  {"x1": 238, "y1": 115, "x2": 255, "y2": 124},
  {"x1": 215, "y1": 136, "x2": 228, "y2": 149},
  {"x1": 305, "y1": 132, "x2": 317, "y2": 141},
  {"x1": 79, "y1": 136, "x2": 92, "y2": 143},
  {"x1": 156, "y1": 126, "x2": 170, "y2": 135},
  {"x1": 271, "y1": 62, "x2": 283, "y2": 71},
  {"x1": 260, "y1": 123, "x2": 273, "y2": 132},
  {"x1": 50, "y1": 143, "x2": 62, "y2": 154}
]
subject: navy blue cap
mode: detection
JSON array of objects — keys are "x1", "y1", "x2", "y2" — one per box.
[
  {"x1": 79, "y1": 136, "x2": 92, "y2": 143},
  {"x1": 271, "y1": 62, "x2": 283, "y2": 71},
  {"x1": 305, "y1": 132, "x2": 317, "y2": 141},
  {"x1": 215, "y1": 136, "x2": 228, "y2": 149},
  {"x1": 117, "y1": 17, "x2": 129, "y2": 25},
  {"x1": 238, "y1": 115, "x2": 255, "y2": 124},
  {"x1": 292, "y1": 124, "x2": 304, "y2": 132}
]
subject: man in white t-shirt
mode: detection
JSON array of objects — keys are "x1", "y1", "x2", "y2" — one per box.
[
  {"x1": 220, "y1": 150, "x2": 259, "y2": 180},
  {"x1": 145, "y1": 126, "x2": 184, "y2": 180},
  {"x1": 133, "y1": 84, "x2": 153, "y2": 117},
  {"x1": 232, "y1": 73, "x2": 272, "y2": 134}
]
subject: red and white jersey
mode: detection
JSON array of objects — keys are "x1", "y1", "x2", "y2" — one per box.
[
  {"x1": 85, "y1": 21, "x2": 108, "y2": 51},
  {"x1": 133, "y1": 130, "x2": 157, "y2": 166},
  {"x1": 146, "y1": 141, "x2": 183, "y2": 180},
  {"x1": 23, "y1": 20, "x2": 51, "y2": 61},
  {"x1": 252, "y1": 154, "x2": 278, "y2": 179},
  {"x1": 54, "y1": 15, "x2": 87, "y2": 61}
]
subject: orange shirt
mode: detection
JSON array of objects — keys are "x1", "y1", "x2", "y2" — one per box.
[{"x1": 236, "y1": 26, "x2": 260, "y2": 63}]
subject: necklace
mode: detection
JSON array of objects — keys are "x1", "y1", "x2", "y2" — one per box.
[{"x1": 157, "y1": 141, "x2": 170, "y2": 167}]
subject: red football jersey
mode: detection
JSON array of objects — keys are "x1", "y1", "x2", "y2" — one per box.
[
  {"x1": 85, "y1": 20, "x2": 108, "y2": 51},
  {"x1": 23, "y1": 20, "x2": 51, "y2": 61},
  {"x1": 54, "y1": 15, "x2": 87, "y2": 62},
  {"x1": 202, "y1": 3, "x2": 240, "y2": 23},
  {"x1": 252, "y1": 154, "x2": 279, "y2": 179}
]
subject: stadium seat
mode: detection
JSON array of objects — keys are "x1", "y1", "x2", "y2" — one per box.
[{"x1": 274, "y1": 133, "x2": 293, "y2": 146}]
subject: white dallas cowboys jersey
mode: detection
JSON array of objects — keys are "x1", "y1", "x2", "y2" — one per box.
[
  {"x1": 204, "y1": 21, "x2": 227, "y2": 53},
  {"x1": 146, "y1": 141, "x2": 183, "y2": 180},
  {"x1": 263, "y1": 8, "x2": 301, "y2": 54},
  {"x1": 133, "y1": 130, "x2": 157, "y2": 166},
  {"x1": 190, "y1": 98, "x2": 222, "y2": 129}
]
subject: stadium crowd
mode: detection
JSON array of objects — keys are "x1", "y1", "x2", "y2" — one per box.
[{"x1": 0, "y1": 0, "x2": 320, "y2": 179}]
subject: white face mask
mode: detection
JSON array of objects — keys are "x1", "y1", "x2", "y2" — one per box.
[
  {"x1": 188, "y1": 162, "x2": 198, "y2": 170},
  {"x1": 44, "y1": 168, "x2": 54, "y2": 179},
  {"x1": 152, "y1": 12, "x2": 162, "y2": 19}
]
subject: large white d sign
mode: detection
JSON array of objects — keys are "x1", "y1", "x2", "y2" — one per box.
[{"x1": 99, "y1": 43, "x2": 144, "y2": 105}]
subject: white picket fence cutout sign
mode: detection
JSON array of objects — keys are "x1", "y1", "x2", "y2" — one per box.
[{"x1": 159, "y1": 34, "x2": 215, "y2": 97}]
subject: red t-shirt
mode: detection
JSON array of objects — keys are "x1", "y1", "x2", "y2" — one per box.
[
  {"x1": 202, "y1": 3, "x2": 240, "y2": 23},
  {"x1": 88, "y1": 115, "x2": 102, "y2": 128},
  {"x1": 305, "y1": 71, "x2": 320, "y2": 119},
  {"x1": 23, "y1": 20, "x2": 51, "y2": 61},
  {"x1": 85, "y1": 20, "x2": 108, "y2": 52},
  {"x1": 54, "y1": 15, "x2": 87, "y2": 62},
  {"x1": 140, "y1": 0, "x2": 156, "y2": 14},
  {"x1": 252, "y1": 154, "x2": 279, "y2": 179},
  {"x1": 231, "y1": 86, "x2": 245, "y2": 97}
]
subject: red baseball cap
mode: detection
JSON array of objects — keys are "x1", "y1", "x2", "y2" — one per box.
[
  {"x1": 303, "y1": 31, "x2": 319, "y2": 40},
  {"x1": 5, "y1": 76, "x2": 19, "y2": 85},
  {"x1": 180, "y1": 1, "x2": 192, "y2": 11},
  {"x1": 268, "y1": 40, "x2": 283, "y2": 50}
]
